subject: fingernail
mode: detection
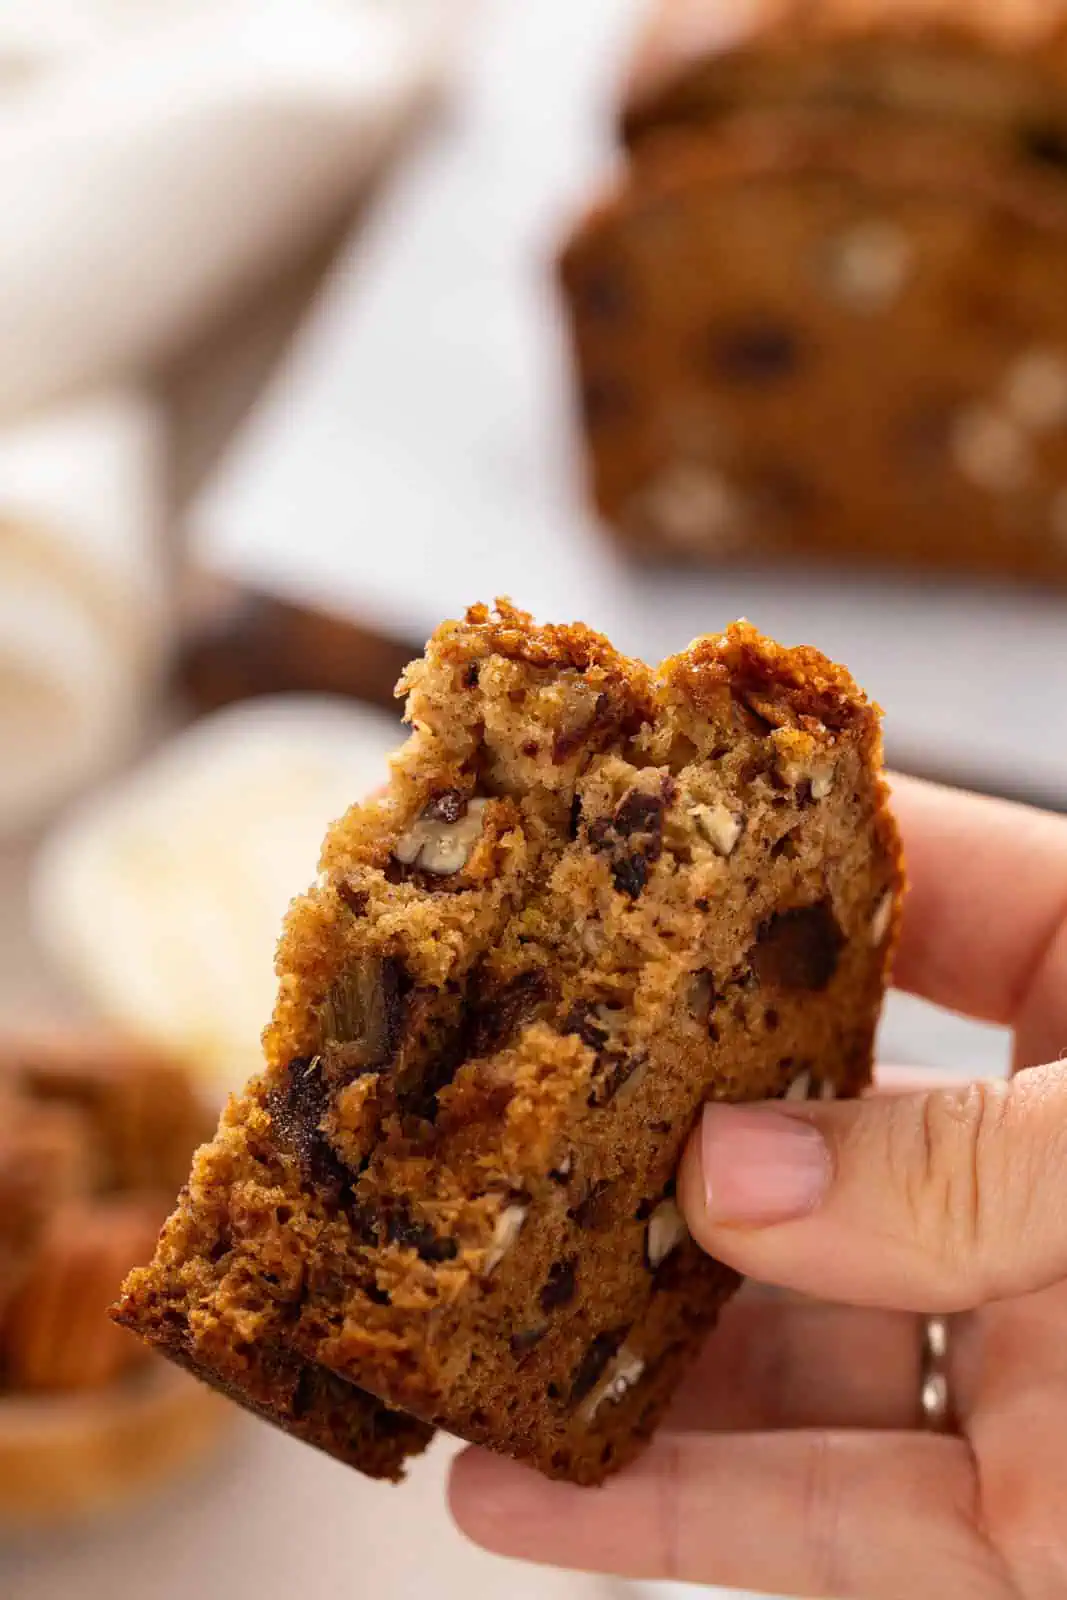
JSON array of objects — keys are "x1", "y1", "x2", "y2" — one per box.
[{"x1": 700, "y1": 1104, "x2": 831, "y2": 1225}]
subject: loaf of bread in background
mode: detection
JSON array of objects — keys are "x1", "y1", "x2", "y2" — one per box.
[{"x1": 561, "y1": 0, "x2": 1067, "y2": 584}]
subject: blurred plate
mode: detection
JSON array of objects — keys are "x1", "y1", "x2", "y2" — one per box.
[
  {"x1": 193, "y1": 0, "x2": 1067, "y2": 810},
  {"x1": 32, "y1": 696, "x2": 400, "y2": 1096},
  {"x1": 0, "y1": 1364, "x2": 227, "y2": 1530}
]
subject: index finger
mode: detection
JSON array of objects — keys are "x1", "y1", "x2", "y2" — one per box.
[
  {"x1": 889, "y1": 774, "x2": 1067, "y2": 1067},
  {"x1": 450, "y1": 1432, "x2": 990, "y2": 1600}
]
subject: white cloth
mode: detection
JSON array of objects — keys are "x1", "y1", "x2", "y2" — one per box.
[
  {"x1": 0, "y1": 392, "x2": 165, "y2": 832},
  {"x1": 0, "y1": 0, "x2": 456, "y2": 419},
  {"x1": 0, "y1": 0, "x2": 458, "y2": 832}
]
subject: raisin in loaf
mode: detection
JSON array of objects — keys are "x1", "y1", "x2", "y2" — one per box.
[
  {"x1": 561, "y1": 0, "x2": 1067, "y2": 584},
  {"x1": 114, "y1": 602, "x2": 902, "y2": 1486}
]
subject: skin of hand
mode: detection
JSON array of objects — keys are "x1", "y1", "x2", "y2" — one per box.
[{"x1": 449, "y1": 775, "x2": 1067, "y2": 1599}]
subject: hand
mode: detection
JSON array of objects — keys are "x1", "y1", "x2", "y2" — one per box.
[{"x1": 449, "y1": 775, "x2": 1067, "y2": 1599}]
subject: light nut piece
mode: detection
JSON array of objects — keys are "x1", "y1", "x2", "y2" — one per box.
[
  {"x1": 870, "y1": 890, "x2": 894, "y2": 948},
  {"x1": 951, "y1": 407, "x2": 1031, "y2": 493},
  {"x1": 824, "y1": 220, "x2": 913, "y2": 312},
  {"x1": 394, "y1": 797, "x2": 488, "y2": 876},
  {"x1": 779, "y1": 757, "x2": 834, "y2": 799},
  {"x1": 633, "y1": 462, "x2": 745, "y2": 553},
  {"x1": 690, "y1": 802, "x2": 743, "y2": 857},
  {"x1": 485, "y1": 1203, "x2": 526, "y2": 1273},
  {"x1": 784, "y1": 1069, "x2": 813, "y2": 1102},
  {"x1": 578, "y1": 1345, "x2": 646, "y2": 1423},
  {"x1": 1004, "y1": 350, "x2": 1067, "y2": 432},
  {"x1": 818, "y1": 1078, "x2": 838, "y2": 1102},
  {"x1": 645, "y1": 1198, "x2": 689, "y2": 1270}
]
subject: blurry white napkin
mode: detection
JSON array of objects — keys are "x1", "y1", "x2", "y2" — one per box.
[
  {"x1": 0, "y1": 0, "x2": 458, "y2": 418},
  {"x1": 0, "y1": 0, "x2": 460, "y2": 834},
  {"x1": 0, "y1": 391, "x2": 166, "y2": 833}
]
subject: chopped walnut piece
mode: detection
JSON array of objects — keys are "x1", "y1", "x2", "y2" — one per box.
[
  {"x1": 645, "y1": 1198, "x2": 688, "y2": 1270},
  {"x1": 690, "y1": 802, "x2": 743, "y2": 857},
  {"x1": 578, "y1": 1344, "x2": 646, "y2": 1423},
  {"x1": 778, "y1": 755, "x2": 834, "y2": 798},
  {"x1": 485, "y1": 1203, "x2": 526, "y2": 1273},
  {"x1": 823, "y1": 220, "x2": 913, "y2": 312},
  {"x1": 870, "y1": 891, "x2": 894, "y2": 948},
  {"x1": 394, "y1": 797, "x2": 488, "y2": 875}
]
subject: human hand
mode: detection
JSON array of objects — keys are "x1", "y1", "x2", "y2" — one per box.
[{"x1": 449, "y1": 775, "x2": 1067, "y2": 1599}]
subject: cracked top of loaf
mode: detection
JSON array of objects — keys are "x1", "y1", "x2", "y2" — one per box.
[{"x1": 623, "y1": 0, "x2": 1067, "y2": 147}]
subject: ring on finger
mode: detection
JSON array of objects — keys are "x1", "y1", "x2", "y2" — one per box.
[{"x1": 919, "y1": 1314, "x2": 954, "y2": 1432}]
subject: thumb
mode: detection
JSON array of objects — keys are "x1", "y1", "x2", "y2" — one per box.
[{"x1": 677, "y1": 1061, "x2": 1067, "y2": 1313}]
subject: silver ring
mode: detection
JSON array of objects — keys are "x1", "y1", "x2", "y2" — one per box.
[{"x1": 919, "y1": 1315, "x2": 953, "y2": 1432}]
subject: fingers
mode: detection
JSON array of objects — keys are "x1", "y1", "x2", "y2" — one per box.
[
  {"x1": 889, "y1": 775, "x2": 1067, "y2": 1067},
  {"x1": 450, "y1": 1431, "x2": 1003, "y2": 1599},
  {"x1": 668, "y1": 1289, "x2": 920, "y2": 1432},
  {"x1": 678, "y1": 1060, "x2": 1067, "y2": 1311}
]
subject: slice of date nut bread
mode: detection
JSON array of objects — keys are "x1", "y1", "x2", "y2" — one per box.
[{"x1": 114, "y1": 602, "x2": 902, "y2": 1486}]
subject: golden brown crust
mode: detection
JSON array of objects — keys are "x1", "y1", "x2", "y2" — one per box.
[
  {"x1": 426, "y1": 599, "x2": 657, "y2": 692},
  {"x1": 662, "y1": 618, "x2": 881, "y2": 733},
  {"x1": 623, "y1": 0, "x2": 1067, "y2": 145},
  {"x1": 566, "y1": 111, "x2": 1067, "y2": 265},
  {"x1": 124, "y1": 1309, "x2": 433, "y2": 1482}
]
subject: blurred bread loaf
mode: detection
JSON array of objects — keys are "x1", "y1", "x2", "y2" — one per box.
[{"x1": 561, "y1": 0, "x2": 1067, "y2": 584}]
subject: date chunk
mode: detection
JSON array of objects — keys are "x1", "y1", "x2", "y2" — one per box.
[
  {"x1": 587, "y1": 778, "x2": 676, "y2": 899},
  {"x1": 753, "y1": 902, "x2": 845, "y2": 993}
]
